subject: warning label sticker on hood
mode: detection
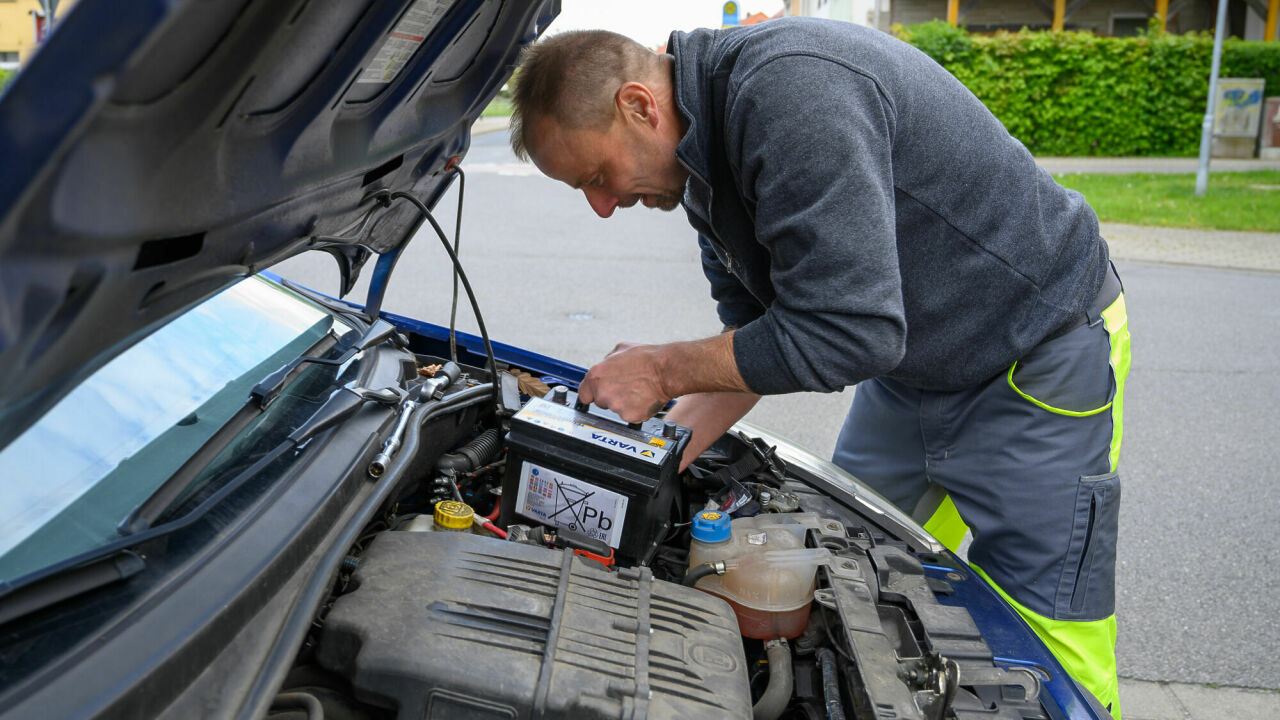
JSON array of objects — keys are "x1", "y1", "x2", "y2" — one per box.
[
  {"x1": 514, "y1": 462, "x2": 627, "y2": 549},
  {"x1": 357, "y1": 0, "x2": 456, "y2": 84},
  {"x1": 515, "y1": 398, "x2": 669, "y2": 465}
]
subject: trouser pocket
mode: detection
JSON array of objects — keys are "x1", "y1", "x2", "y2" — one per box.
[
  {"x1": 1008, "y1": 321, "x2": 1115, "y2": 417},
  {"x1": 1055, "y1": 471, "x2": 1121, "y2": 620}
]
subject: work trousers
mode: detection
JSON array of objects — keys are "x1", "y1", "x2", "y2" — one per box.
[{"x1": 832, "y1": 270, "x2": 1130, "y2": 719}]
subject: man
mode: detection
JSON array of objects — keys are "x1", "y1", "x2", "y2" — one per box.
[{"x1": 509, "y1": 18, "x2": 1129, "y2": 717}]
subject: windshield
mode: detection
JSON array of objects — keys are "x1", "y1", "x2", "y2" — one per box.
[{"x1": 0, "y1": 277, "x2": 349, "y2": 584}]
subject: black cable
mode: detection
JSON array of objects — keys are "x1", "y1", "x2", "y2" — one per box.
[
  {"x1": 682, "y1": 562, "x2": 720, "y2": 587},
  {"x1": 448, "y1": 168, "x2": 466, "y2": 364},
  {"x1": 815, "y1": 648, "x2": 846, "y2": 720},
  {"x1": 388, "y1": 190, "x2": 500, "y2": 412}
]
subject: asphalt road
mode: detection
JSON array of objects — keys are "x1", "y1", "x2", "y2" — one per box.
[{"x1": 275, "y1": 131, "x2": 1280, "y2": 690}]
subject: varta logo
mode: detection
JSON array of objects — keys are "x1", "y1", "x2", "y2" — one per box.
[{"x1": 591, "y1": 432, "x2": 638, "y2": 453}]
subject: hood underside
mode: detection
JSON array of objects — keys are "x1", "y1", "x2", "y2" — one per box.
[{"x1": 0, "y1": 0, "x2": 556, "y2": 449}]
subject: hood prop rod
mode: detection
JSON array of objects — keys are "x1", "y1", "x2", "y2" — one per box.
[{"x1": 389, "y1": 188, "x2": 501, "y2": 417}]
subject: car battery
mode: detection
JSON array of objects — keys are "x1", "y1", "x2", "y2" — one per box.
[{"x1": 500, "y1": 388, "x2": 691, "y2": 565}]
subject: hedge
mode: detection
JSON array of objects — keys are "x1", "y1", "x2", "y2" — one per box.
[{"x1": 894, "y1": 20, "x2": 1280, "y2": 156}]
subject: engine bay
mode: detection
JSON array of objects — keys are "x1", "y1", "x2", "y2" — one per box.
[{"x1": 271, "y1": 343, "x2": 1054, "y2": 720}]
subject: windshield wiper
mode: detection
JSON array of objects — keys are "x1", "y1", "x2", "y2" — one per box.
[
  {"x1": 0, "y1": 382, "x2": 405, "y2": 627},
  {"x1": 118, "y1": 321, "x2": 379, "y2": 536},
  {"x1": 0, "y1": 552, "x2": 144, "y2": 626},
  {"x1": 250, "y1": 318, "x2": 400, "y2": 408}
]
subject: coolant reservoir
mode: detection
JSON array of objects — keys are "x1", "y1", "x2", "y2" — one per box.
[
  {"x1": 405, "y1": 500, "x2": 476, "y2": 533},
  {"x1": 687, "y1": 511, "x2": 840, "y2": 639}
]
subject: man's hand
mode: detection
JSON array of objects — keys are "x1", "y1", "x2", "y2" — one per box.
[
  {"x1": 577, "y1": 342, "x2": 672, "y2": 423},
  {"x1": 577, "y1": 332, "x2": 751, "y2": 423},
  {"x1": 663, "y1": 391, "x2": 761, "y2": 471}
]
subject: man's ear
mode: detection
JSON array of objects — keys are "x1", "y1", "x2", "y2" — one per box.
[{"x1": 616, "y1": 82, "x2": 660, "y2": 128}]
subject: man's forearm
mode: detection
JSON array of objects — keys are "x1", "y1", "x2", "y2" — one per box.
[
  {"x1": 656, "y1": 331, "x2": 751, "y2": 397},
  {"x1": 577, "y1": 331, "x2": 752, "y2": 423}
]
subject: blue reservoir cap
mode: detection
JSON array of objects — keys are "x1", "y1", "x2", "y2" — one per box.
[{"x1": 691, "y1": 510, "x2": 731, "y2": 543}]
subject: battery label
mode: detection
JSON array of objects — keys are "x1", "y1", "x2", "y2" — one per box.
[
  {"x1": 515, "y1": 398, "x2": 668, "y2": 465},
  {"x1": 514, "y1": 462, "x2": 628, "y2": 549},
  {"x1": 357, "y1": 0, "x2": 456, "y2": 84}
]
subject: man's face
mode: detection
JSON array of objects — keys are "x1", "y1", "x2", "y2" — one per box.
[{"x1": 528, "y1": 114, "x2": 686, "y2": 218}]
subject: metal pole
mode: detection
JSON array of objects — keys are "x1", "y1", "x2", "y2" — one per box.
[
  {"x1": 1195, "y1": 0, "x2": 1231, "y2": 197},
  {"x1": 41, "y1": 0, "x2": 58, "y2": 28},
  {"x1": 873, "y1": 0, "x2": 882, "y2": 32}
]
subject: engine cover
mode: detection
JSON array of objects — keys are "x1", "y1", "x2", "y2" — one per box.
[{"x1": 317, "y1": 531, "x2": 751, "y2": 720}]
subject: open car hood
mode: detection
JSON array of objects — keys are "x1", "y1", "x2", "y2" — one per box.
[{"x1": 0, "y1": 0, "x2": 556, "y2": 449}]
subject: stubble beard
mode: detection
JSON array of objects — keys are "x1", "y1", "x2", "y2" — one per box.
[{"x1": 651, "y1": 191, "x2": 682, "y2": 212}]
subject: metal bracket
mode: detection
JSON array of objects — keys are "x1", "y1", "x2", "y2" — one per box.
[{"x1": 955, "y1": 664, "x2": 1042, "y2": 701}]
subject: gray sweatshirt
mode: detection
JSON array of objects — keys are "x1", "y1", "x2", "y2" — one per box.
[{"x1": 668, "y1": 18, "x2": 1109, "y2": 395}]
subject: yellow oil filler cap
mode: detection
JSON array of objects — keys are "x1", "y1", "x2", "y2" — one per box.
[{"x1": 433, "y1": 500, "x2": 475, "y2": 530}]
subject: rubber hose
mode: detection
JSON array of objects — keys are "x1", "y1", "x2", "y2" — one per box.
[
  {"x1": 816, "y1": 647, "x2": 846, "y2": 720},
  {"x1": 753, "y1": 639, "x2": 793, "y2": 720},
  {"x1": 435, "y1": 428, "x2": 502, "y2": 473},
  {"x1": 682, "y1": 562, "x2": 720, "y2": 587},
  {"x1": 270, "y1": 691, "x2": 324, "y2": 720}
]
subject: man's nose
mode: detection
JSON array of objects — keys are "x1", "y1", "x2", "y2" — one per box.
[{"x1": 583, "y1": 187, "x2": 619, "y2": 218}]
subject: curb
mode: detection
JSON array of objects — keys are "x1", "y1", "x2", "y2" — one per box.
[
  {"x1": 1121, "y1": 677, "x2": 1280, "y2": 720},
  {"x1": 472, "y1": 116, "x2": 510, "y2": 137}
]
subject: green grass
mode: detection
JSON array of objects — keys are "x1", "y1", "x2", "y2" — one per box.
[
  {"x1": 1053, "y1": 171, "x2": 1280, "y2": 233},
  {"x1": 481, "y1": 96, "x2": 511, "y2": 117}
]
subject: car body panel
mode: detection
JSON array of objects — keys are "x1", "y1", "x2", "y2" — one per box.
[{"x1": 0, "y1": 0, "x2": 558, "y2": 450}]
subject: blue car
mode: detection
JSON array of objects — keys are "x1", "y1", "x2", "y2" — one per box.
[{"x1": 0, "y1": 2, "x2": 1108, "y2": 718}]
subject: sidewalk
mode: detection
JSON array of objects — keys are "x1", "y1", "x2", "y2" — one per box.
[
  {"x1": 1100, "y1": 222, "x2": 1280, "y2": 272},
  {"x1": 1037, "y1": 156, "x2": 1280, "y2": 174},
  {"x1": 1121, "y1": 678, "x2": 1280, "y2": 720}
]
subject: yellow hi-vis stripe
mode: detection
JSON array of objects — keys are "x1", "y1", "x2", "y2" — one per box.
[
  {"x1": 970, "y1": 564, "x2": 1121, "y2": 719},
  {"x1": 924, "y1": 494, "x2": 1123, "y2": 719},
  {"x1": 1101, "y1": 294, "x2": 1131, "y2": 473},
  {"x1": 922, "y1": 494, "x2": 968, "y2": 553}
]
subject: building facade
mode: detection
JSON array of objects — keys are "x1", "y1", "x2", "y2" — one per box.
[
  {"x1": 0, "y1": 0, "x2": 79, "y2": 70},
  {"x1": 787, "y1": 0, "x2": 1278, "y2": 40},
  {"x1": 786, "y1": 0, "x2": 893, "y2": 30}
]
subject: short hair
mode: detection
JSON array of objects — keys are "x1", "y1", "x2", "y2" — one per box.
[{"x1": 509, "y1": 30, "x2": 660, "y2": 161}]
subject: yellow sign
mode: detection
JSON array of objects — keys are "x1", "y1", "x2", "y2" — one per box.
[{"x1": 723, "y1": 1, "x2": 740, "y2": 26}]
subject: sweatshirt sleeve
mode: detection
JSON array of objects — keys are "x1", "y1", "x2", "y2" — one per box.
[
  {"x1": 697, "y1": 233, "x2": 765, "y2": 331},
  {"x1": 726, "y1": 54, "x2": 907, "y2": 395}
]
